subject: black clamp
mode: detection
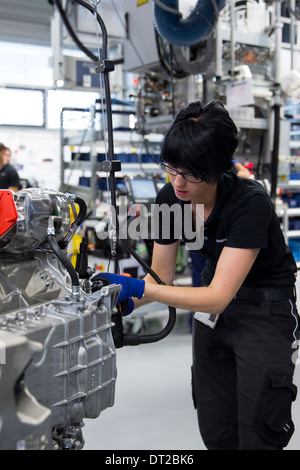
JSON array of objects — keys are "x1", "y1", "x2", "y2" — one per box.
[
  {"x1": 99, "y1": 160, "x2": 122, "y2": 173},
  {"x1": 95, "y1": 59, "x2": 115, "y2": 74}
]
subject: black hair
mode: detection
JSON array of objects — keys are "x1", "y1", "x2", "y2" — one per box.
[{"x1": 160, "y1": 100, "x2": 238, "y2": 183}]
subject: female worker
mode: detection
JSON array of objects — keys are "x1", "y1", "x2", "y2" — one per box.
[{"x1": 99, "y1": 100, "x2": 299, "y2": 450}]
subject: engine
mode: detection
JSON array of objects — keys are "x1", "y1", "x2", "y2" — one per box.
[{"x1": 0, "y1": 188, "x2": 120, "y2": 450}]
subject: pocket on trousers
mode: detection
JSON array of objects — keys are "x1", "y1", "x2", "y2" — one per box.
[{"x1": 254, "y1": 372, "x2": 297, "y2": 448}]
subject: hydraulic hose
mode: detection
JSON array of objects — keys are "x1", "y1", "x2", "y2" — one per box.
[
  {"x1": 73, "y1": 195, "x2": 87, "y2": 227},
  {"x1": 53, "y1": 0, "x2": 123, "y2": 65},
  {"x1": 53, "y1": 0, "x2": 99, "y2": 62},
  {"x1": 47, "y1": 232, "x2": 80, "y2": 300},
  {"x1": 121, "y1": 239, "x2": 177, "y2": 345}
]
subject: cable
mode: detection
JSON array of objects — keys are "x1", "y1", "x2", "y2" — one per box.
[
  {"x1": 53, "y1": 0, "x2": 99, "y2": 62},
  {"x1": 53, "y1": 0, "x2": 123, "y2": 64},
  {"x1": 121, "y1": 239, "x2": 177, "y2": 345},
  {"x1": 59, "y1": 195, "x2": 87, "y2": 248},
  {"x1": 111, "y1": 0, "x2": 146, "y2": 71},
  {"x1": 48, "y1": 233, "x2": 79, "y2": 288},
  {"x1": 47, "y1": 229, "x2": 80, "y2": 302}
]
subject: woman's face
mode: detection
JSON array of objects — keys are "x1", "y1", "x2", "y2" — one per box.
[
  {"x1": 3, "y1": 149, "x2": 11, "y2": 165},
  {"x1": 168, "y1": 167, "x2": 214, "y2": 203}
]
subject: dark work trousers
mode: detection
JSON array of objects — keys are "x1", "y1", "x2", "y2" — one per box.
[{"x1": 192, "y1": 297, "x2": 300, "y2": 450}]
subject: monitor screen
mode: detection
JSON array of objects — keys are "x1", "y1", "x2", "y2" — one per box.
[{"x1": 130, "y1": 178, "x2": 157, "y2": 202}]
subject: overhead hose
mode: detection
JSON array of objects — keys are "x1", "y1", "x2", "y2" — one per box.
[
  {"x1": 53, "y1": 0, "x2": 123, "y2": 65},
  {"x1": 153, "y1": 0, "x2": 225, "y2": 47},
  {"x1": 53, "y1": 0, "x2": 98, "y2": 62},
  {"x1": 61, "y1": 0, "x2": 177, "y2": 343}
]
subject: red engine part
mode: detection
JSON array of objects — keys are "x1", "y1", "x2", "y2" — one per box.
[{"x1": 0, "y1": 190, "x2": 18, "y2": 237}]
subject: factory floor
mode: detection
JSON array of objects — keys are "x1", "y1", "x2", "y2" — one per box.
[{"x1": 82, "y1": 279, "x2": 300, "y2": 452}]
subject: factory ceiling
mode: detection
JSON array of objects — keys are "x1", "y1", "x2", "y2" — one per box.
[
  {"x1": 0, "y1": 0, "x2": 127, "y2": 47},
  {"x1": 0, "y1": 0, "x2": 53, "y2": 45}
]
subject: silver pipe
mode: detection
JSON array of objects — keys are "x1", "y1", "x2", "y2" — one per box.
[{"x1": 215, "y1": 16, "x2": 223, "y2": 78}]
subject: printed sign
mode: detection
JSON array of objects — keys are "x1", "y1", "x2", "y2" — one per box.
[{"x1": 226, "y1": 78, "x2": 254, "y2": 109}]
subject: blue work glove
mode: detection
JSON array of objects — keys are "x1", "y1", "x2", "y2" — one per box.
[
  {"x1": 119, "y1": 297, "x2": 135, "y2": 316},
  {"x1": 92, "y1": 272, "x2": 145, "y2": 303}
]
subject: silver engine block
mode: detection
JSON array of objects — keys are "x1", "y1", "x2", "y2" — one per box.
[{"x1": 0, "y1": 188, "x2": 120, "y2": 450}]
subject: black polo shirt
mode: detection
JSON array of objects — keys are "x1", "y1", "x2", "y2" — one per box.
[
  {"x1": 153, "y1": 171, "x2": 297, "y2": 288},
  {"x1": 0, "y1": 163, "x2": 20, "y2": 189}
]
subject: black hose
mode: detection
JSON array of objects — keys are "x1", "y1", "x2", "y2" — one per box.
[
  {"x1": 53, "y1": 0, "x2": 99, "y2": 62},
  {"x1": 74, "y1": 195, "x2": 87, "y2": 227},
  {"x1": 67, "y1": 0, "x2": 108, "y2": 56},
  {"x1": 47, "y1": 233, "x2": 80, "y2": 288},
  {"x1": 53, "y1": 0, "x2": 124, "y2": 65},
  {"x1": 121, "y1": 239, "x2": 162, "y2": 284},
  {"x1": 121, "y1": 239, "x2": 177, "y2": 345}
]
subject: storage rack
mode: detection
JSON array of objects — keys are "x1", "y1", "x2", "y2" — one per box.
[{"x1": 59, "y1": 102, "x2": 164, "y2": 213}]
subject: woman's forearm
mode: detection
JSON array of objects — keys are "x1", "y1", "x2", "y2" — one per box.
[{"x1": 143, "y1": 282, "x2": 228, "y2": 315}]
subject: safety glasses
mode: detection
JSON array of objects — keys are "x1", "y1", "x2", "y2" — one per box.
[{"x1": 160, "y1": 163, "x2": 203, "y2": 183}]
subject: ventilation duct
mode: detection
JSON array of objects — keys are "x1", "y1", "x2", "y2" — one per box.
[{"x1": 153, "y1": 0, "x2": 225, "y2": 47}]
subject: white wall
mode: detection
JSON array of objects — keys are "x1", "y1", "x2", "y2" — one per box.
[{"x1": 0, "y1": 127, "x2": 61, "y2": 191}]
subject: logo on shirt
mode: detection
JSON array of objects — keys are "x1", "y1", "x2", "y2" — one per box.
[{"x1": 216, "y1": 238, "x2": 227, "y2": 243}]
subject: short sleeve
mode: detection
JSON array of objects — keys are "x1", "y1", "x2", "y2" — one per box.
[{"x1": 225, "y1": 193, "x2": 273, "y2": 249}]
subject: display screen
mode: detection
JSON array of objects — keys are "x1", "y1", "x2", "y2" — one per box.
[{"x1": 130, "y1": 178, "x2": 157, "y2": 201}]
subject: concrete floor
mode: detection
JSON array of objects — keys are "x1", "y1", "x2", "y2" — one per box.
[
  {"x1": 83, "y1": 317, "x2": 201, "y2": 450},
  {"x1": 82, "y1": 287, "x2": 300, "y2": 451}
]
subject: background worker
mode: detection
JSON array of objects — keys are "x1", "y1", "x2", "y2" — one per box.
[
  {"x1": 233, "y1": 159, "x2": 252, "y2": 178},
  {"x1": 0, "y1": 143, "x2": 21, "y2": 192},
  {"x1": 97, "y1": 100, "x2": 299, "y2": 450}
]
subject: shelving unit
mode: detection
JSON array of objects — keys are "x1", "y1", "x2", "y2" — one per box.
[
  {"x1": 277, "y1": 180, "x2": 300, "y2": 266},
  {"x1": 59, "y1": 103, "x2": 164, "y2": 213},
  {"x1": 284, "y1": 101, "x2": 300, "y2": 159}
]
